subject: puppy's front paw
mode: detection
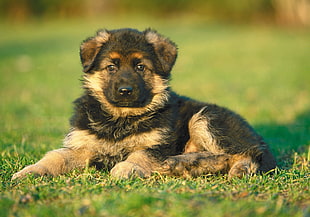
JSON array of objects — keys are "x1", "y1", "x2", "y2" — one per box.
[
  {"x1": 110, "y1": 162, "x2": 150, "y2": 179},
  {"x1": 12, "y1": 164, "x2": 49, "y2": 180}
]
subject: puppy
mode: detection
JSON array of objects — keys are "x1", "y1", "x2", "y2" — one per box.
[{"x1": 12, "y1": 28, "x2": 276, "y2": 180}]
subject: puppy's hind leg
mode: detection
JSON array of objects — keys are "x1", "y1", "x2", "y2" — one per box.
[
  {"x1": 159, "y1": 107, "x2": 230, "y2": 177},
  {"x1": 160, "y1": 152, "x2": 230, "y2": 177}
]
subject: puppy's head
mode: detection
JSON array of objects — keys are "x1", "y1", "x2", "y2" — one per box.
[{"x1": 80, "y1": 28, "x2": 178, "y2": 117}]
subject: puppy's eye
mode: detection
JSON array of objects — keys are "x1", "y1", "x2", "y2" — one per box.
[
  {"x1": 136, "y1": 64, "x2": 145, "y2": 72},
  {"x1": 107, "y1": 65, "x2": 117, "y2": 72}
]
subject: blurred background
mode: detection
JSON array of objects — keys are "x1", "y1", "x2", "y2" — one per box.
[{"x1": 1, "y1": 0, "x2": 310, "y2": 26}]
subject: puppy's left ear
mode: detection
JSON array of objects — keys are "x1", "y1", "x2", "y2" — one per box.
[{"x1": 144, "y1": 29, "x2": 178, "y2": 74}]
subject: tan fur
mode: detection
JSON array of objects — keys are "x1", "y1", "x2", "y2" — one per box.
[
  {"x1": 144, "y1": 31, "x2": 162, "y2": 44},
  {"x1": 12, "y1": 127, "x2": 168, "y2": 180},
  {"x1": 130, "y1": 52, "x2": 144, "y2": 59},
  {"x1": 64, "y1": 128, "x2": 168, "y2": 178},
  {"x1": 228, "y1": 154, "x2": 259, "y2": 178},
  {"x1": 159, "y1": 153, "x2": 230, "y2": 178},
  {"x1": 172, "y1": 108, "x2": 259, "y2": 178},
  {"x1": 184, "y1": 107, "x2": 224, "y2": 155},
  {"x1": 111, "y1": 150, "x2": 160, "y2": 178},
  {"x1": 144, "y1": 31, "x2": 177, "y2": 57},
  {"x1": 109, "y1": 51, "x2": 121, "y2": 59},
  {"x1": 184, "y1": 140, "x2": 201, "y2": 153},
  {"x1": 145, "y1": 30, "x2": 178, "y2": 73},
  {"x1": 64, "y1": 128, "x2": 168, "y2": 156},
  {"x1": 80, "y1": 30, "x2": 110, "y2": 72},
  {"x1": 11, "y1": 147, "x2": 94, "y2": 180},
  {"x1": 161, "y1": 152, "x2": 260, "y2": 179},
  {"x1": 96, "y1": 30, "x2": 110, "y2": 43}
]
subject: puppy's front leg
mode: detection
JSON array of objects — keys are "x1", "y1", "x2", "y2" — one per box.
[
  {"x1": 12, "y1": 148, "x2": 92, "y2": 180},
  {"x1": 111, "y1": 150, "x2": 160, "y2": 179}
]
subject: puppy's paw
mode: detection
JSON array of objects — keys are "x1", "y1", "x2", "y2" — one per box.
[
  {"x1": 110, "y1": 162, "x2": 150, "y2": 179},
  {"x1": 228, "y1": 160, "x2": 258, "y2": 179},
  {"x1": 160, "y1": 157, "x2": 186, "y2": 176},
  {"x1": 12, "y1": 164, "x2": 48, "y2": 180}
]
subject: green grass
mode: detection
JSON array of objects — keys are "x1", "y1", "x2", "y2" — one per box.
[{"x1": 1, "y1": 17, "x2": 309, "y2": 217}]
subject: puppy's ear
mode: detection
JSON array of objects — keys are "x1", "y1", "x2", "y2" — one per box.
[
  {"x1": 144, "y1": 29, "x2": 178, "y2": 74},
  {"x1": 80, "y1": 30, "x2": 110, "y2": 72}
]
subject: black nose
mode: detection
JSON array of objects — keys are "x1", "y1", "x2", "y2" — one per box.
[{"x1": 118, "y1": 86, "x2": 133, "y2": 96}]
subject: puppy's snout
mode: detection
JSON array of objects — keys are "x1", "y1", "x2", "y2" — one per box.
[{"x1": 118, "y1": 86, "x2": 133, "y2": 96}]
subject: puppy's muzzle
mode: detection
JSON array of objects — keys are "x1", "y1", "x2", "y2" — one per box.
[{"x1": 105, "y1": 70, "x2": 152, "y2": 107}]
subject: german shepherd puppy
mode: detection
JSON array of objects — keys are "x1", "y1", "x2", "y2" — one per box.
[{"x1": 12, "y1": 28, "x2": 276, "y2": 180}]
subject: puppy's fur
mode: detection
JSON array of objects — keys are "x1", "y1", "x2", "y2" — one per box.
[{"x1": 12, "y1": 28, "x2": 276, "y2": 180}]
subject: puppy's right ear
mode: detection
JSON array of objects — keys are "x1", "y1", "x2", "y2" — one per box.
[{"x1": 80, "y1": 30, "x2": 110, "y2": 72}]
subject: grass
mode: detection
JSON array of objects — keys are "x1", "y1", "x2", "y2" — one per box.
[{"x1": 1, "y1": 16, "x2": 309, "y2": 216}]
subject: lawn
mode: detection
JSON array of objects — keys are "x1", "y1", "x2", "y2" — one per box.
[{"x1": 0, "y1": 17, "x2": 309, "y2": 217}]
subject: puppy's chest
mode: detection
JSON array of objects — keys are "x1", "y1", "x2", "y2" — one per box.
[
  {"x1": 101, "y1": 128, "x2": 166, "y2": 155},
  {"x1": 65, "y1": 127, "x2": 168, "y2": 157},
  {"x1": 88, "y1": 112, "x2": 163, "y2": 141}
]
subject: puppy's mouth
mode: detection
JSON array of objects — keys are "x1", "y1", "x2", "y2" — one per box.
[
  {"x1": 112, "y1": 101, "x2": 146, "y2": 108},
  {"x1": 106, "y1": 95, "x2": 152, "y2": 108}
]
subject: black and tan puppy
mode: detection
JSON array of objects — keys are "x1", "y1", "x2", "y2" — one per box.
[{"x1": 12, "y1": 28, "x2": 276, "y2": 180}]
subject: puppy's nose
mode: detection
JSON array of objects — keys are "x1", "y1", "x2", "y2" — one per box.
[{"x1": 118, "y1": 86, "x2": 133, "y2": 96}]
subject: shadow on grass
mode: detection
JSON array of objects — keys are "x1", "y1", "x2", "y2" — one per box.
[{"x1": 256, "y1": 109, "x2": 310, "y2": 168}]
